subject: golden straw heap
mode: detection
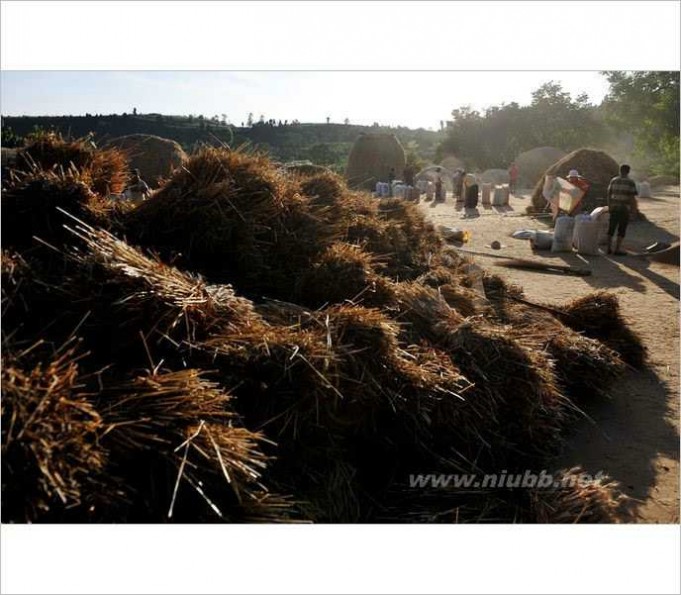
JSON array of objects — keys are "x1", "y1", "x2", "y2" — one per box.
[{"x1": 1, "y1": 134, "x2": 643, "y2": 523}]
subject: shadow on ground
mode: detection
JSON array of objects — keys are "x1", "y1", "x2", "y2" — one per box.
[{"x1": 555, "y1": 368, "x2": 679, "y2": 522}]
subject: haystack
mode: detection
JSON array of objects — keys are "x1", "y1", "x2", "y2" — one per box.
[
  {"x1": 345, "y1": 133, "x2": 406, "y2": 190},
  {"x1": 1, "y1": 239, "x2": 282, "y2": 523},
  {"x1": 1, "y1": 343, "x2": 106, "y2": 522},
  {"x1": 298, "y1": 170, "x2": 346, "y2": 206},
  {"x1": 1, "y1": 168, "x2": 116, "y2": 249},
  {"x1": 124, "y1": 147, "x2": 338, "y2": 298},
  {"x1": 531, "y1": 148, "x2": 619, "y2": 210},
  {"x1": 62, "y1": 223, "x2": 260, "y2": 369},
  {"x1": 349, "y1": 198, "x2": 442, "y2": 279},
  {"x1": 284, "y1": 161, "x2": 331, "y2": 177},
  {"x1": 510, "y1": 318, "x2": 626, "y2": 400},
  {"x1": 199, "y1": 303, "x2": 474, "y2": 521},
  {"x1": 528, "y1": 467, "x2": 631, "y2": 523},
  {"x1": 294, "y1": 242, "x2": 395, "y2": 308},
  {"x1": 515, "y1": 146, "x2": 565, "y2": 187},
  {"x1": 19, "y1": 131, "x2": 129, "y2": 196},
  {"x1": 96, "y1": 368, "x2": 274, "y2": 522},
  {"x1": 470, "y1": 280, "x2": 633, "y2": 403},
  {"x1": 440, "y1": 321, "x2": 568, "y2": 462},
  {"x1": 106, "y1": 134, "x2": 187, "y2": 187},
  {"x1": 553, "y1": 291, "x2": 647, "y2": 368},
  {"x1": 1, "y1": 142, "x2": 647, "y2": 524}
]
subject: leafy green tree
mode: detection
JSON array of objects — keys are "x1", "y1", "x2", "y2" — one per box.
[
  {"x1": 528, "y1": 82, "x2": 598, "y2": 149},
  {"x1": 403, "y1": 141, "x2": 426, "y2": 183},
  {"x1": 602, "y1": 71, "x2": 680, "y2": 175},
  {"x1": 437, "y1": 82, "x2": 604, "y2": 171}
]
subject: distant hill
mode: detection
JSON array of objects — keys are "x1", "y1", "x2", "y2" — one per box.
[{"x1": 1, "y1": 114, "x2": 445, "y2": 172}]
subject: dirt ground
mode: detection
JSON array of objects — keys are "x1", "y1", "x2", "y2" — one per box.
[{"x1": 419, "y1": 186, "x2": 680, "y2": 523}]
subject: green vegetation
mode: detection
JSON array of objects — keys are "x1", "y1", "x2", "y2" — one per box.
[
  {"x1": 1, "y1": 115, "x2": 443, "y2": 174},
  {"x1": 601, "y1": 71, "x2": 680, "y2": 176},
  {"x1": 437, "y1": 82, "x2": 605, "y2": 171},
  {"x1": 437, "y1": 74, "x2": 680, "y2": 177}
]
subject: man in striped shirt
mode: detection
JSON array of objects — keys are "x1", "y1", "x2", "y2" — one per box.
[{"x1": 606, "y1": 164, "x2": 638, "y2": 255}]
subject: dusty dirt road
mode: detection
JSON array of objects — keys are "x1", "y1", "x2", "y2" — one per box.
[{"x1": 419, "y1": 186, "x2": 680, "y2": 523}]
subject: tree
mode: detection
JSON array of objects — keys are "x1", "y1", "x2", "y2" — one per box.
[
  {"x1": 326, "y1": 116, "x2": 330, "y2": 124},
  {"x1": 529, "y1": 81, "x2": 597, "y2": 149},
  {"x1": 403, "y1": 141, "x2": 425, "y2": 184},
  {"x1": 602, "y1": 71, "x2": 680, "y2": 175},
  {"x1": 133, "y1": 107, "x2": 137, "y2": 116},
  {"x1": 344, "y1": 118, "x2": 350, "y2": 125},
  {"x1": 247, "y1": 113, "x2": 254, "y2": 127},
  {"x1": 437, "y1": 83, "x2": 604, "y2": 170}
]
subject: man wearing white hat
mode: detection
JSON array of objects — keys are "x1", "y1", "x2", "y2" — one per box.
[{"x1": 566, "y1": 169, "x2": 591, "y2": 214}]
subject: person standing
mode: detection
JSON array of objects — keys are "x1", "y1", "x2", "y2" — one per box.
[
  {"x1": 463, "y1": 174, "x2": 479, "y2": 218},
  {"x1": 388, "y1": 167, "x2": 396, "y2": 197},
  {"x1": 453, "y1": 168, "x2": 465, "y2": 202},
  {"x1": 606, "y1": 164, "x2": 638, "y2": 255},
  {"x1": 508, "y1": 162, "x2": 519, "y2": 194},
  {"x1": 464, "y1": 174, "x2": 479, "y2": 208},
  {"x1": 435, "y1": 175, "x2": 443, "y2": 203}
]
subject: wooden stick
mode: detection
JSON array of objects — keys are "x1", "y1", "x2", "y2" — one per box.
[
  {"x1": 449, "y1": 247, "x2": 591, "y2": 276},
  {"x1": 498, "y1": 260, "x2": 592, "y2": 277}
]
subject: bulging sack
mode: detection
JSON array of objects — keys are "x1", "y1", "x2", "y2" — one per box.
[
  {"x1": 481, "y1": 183, "x2": 492, "y2": 205},
  {"x1": 573, "y1": 216, "x2": 600, "y2": 255},
  {"x1": 551, "y1": 215, "x2": 575, "y2": 252},
  {"x1": 638, "y1": 181, "x2": 651, "y2": 198},
  {"x1": 590, "y1": 206, "x2": 611, "y2": 245},
  {"x1": 531, "y1": 230, "x2": 554, "y2": 251},
  {"x1": 492, "y1": 186, "x2": 505, "y2": 206}
]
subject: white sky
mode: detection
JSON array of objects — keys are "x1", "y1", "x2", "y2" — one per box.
[{"x1": 0, "y1": 71, "x2": 610, "y2": 130}]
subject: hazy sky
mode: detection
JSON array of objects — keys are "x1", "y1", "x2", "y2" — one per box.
[{"x1": 0, "y1": 71, "x2": 611, "y2": 129}]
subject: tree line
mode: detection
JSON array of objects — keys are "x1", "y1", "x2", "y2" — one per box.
[{"x1": 437, "y1": 72, "x2": 679, "y2": 176}]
